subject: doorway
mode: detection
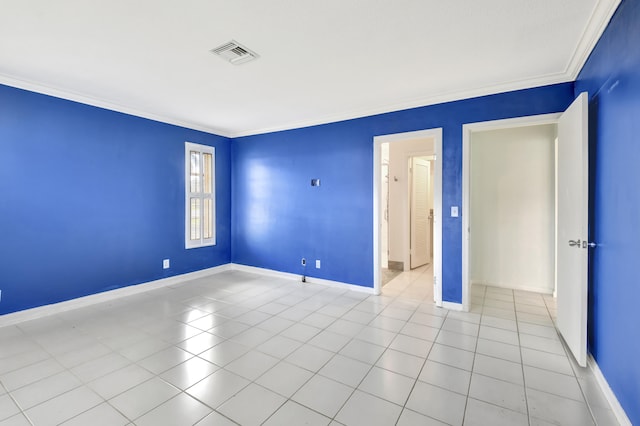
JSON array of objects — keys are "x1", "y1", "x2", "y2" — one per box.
[
  {"x1": 373, "y1": 129, "x2": 443, "y2": 305},
  {"x1": 462, "y1": 113, "x2": 561, "y2": 311}
]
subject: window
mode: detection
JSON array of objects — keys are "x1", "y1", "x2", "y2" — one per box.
[{"x1": 185, "y1": 142, "x2": 215, "y2": 248}]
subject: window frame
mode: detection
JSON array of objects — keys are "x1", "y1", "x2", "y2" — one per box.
[{"x1": 185, "y1": 142, "x2": 216, "y2": 249}]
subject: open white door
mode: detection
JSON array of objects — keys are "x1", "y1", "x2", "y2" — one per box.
[
  {"x1": 410, "y1": 157, "x2": 431, "y2": 269},
  {"x1": 556, "y1": 92, "x2": 589, "y2": 367}
]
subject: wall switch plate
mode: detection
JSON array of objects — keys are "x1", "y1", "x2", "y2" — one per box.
[
  {"x1": 451, "y1": 206, "x2": 459, "y2": 217},
  {"x1": 0, "y1": 289, "x2": 2, "y2": 302},
  {"x1": 315, "y1": 260, "x2": 321, "y2": 269},
  {"x1": 311, "y1": 178, "x2": 321, "y2": 186},
  {"x1": 163, "y1": 259, "x2": 170, "y2": 269}
]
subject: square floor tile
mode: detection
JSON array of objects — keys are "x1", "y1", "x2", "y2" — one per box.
[
  {"x1": 280, "y1": 323, "x2": 322, "y2": 343},
  {"x1": 396, "y1": 408, "x2": 449, "y2": 426},
  {"x1": 405, "y1": 381, "x2": 466, "y2": 425},
  {"x1": 400, "y1": 322, "x2": 439, "y2": 341},
  {"x1": 428, "y1": 343, "x2": 474, "y2": 371},
  {"x1": 88, "y1": 364, "x2": 154, "y2": 400},
  {"x1": 527, "y1": 388, "x2": 595, "y2": 426},
  {"x1": 225, "y1": 350, "x2": 279, "y2": 381},
  {"x1": 468, "y1": 373, "x2": 527, "y2": 414},
  {"x1": 336, "y1": 390, "x2": 402, "y2": 426},
  {"x1": 473, "y1": 353, "x2": 523, "y2": 385},
  {"x1": 11, "y1": 370, "x2": 82, "y2": 410},
  {"x1": 375, "y1": 348, "x2": 425, "y2": 378},
  {"x1": 435, "y1": 329, "x2": 477, "y2": 351},
  {"x1": 255, "y1": 361, "x2": 313, "y2": 398},
  {"x1": 217, "y1": 383, "x2": 286, "y2": 426},
  {"x1": 308, "y1": 330, "x2": 351, "y2": 352},
  {"x1": 198, "y1": 340, "x2": 250, "y2": 367},
  {"x1": 109, "y1": 377, "x2": 180, "y2": 420},
  {"x1": 160, "y1": 356, "x2": 218, "y2": 389},
  {"x1": 1, "y1": 413, "x2": 36, "y2": 426},
  {"x1": 0, "y1": 395, "x2": 20, "y2": 421},
  {"x1": 256, "y1": 335, "x2": 302, "y2": 359},
  {"x1": 59, "y1": 402, "x2": 128, "y2": 426},
  {"x1": 339, "y1": 339, "x2": 386, "y2": 365},
  {"x1": 418, "y1": 360, "x2": 471, "y2": 395},
  {"x1": 138, "y1": 346, "x2": 193, "y2": 375},
  {"x1": 358, "y1": 366, "x2": 415, "y2": 405},
  {"x1": 194, "y1": 411, "x2": 237, "y2": 426},
  {"x1": 292, "y1": 375, "x2": 354, "y2": 418},
  {"x1": 355, "y1": 326, "x2": 397, "y2": 347},
  {"x1": 521, "y1": 347, "x2": 573, "y2": 375},
  {"x1": 523, "y1": 365, "x2": 583, "y2": 401},
  {"x1": 478, "y1": 325, "x2": 519, "y2": 346},
  {"x1": 1, "y1": 358, "x2": 65, "y2": 391},
  {"x1": 286, "y1": 344, "x2": 334, "y2": 372},
  {"x1": 177, "y1": 332, "x2": 224, "y2": 355},
  {"x1": 389, "y1": 334, "x2": 432, "y2": 358},
  {"x1": 135, "y1": 393, "x2": 212, "y2": 426},
  {"x1": 263, "y1": 400, "x2": 330, "y2": 426},
  {"x1": 463, "y1": 397, "x2": 528, "y2": 426},
  {"x1": 319, "y1": 354, "x2": 371, "y2": 387},
  {"x1": 476, "y1": 338, "x2": 521, "y2": 363},
  {"x1": 186, "y1": 368, "x2": 250, "y2": 409},
  {"x1": 25, "y1": 386, "x2": 103, "y2": 426}
]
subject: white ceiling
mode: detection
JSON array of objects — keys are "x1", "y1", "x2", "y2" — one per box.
[{"x1": 0, "y1": 0, "x2": 620, "y2": 137}]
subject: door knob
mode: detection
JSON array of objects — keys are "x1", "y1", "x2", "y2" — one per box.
[{"x1": 569, "y1": 240, "x2": 581, "y2": 247}]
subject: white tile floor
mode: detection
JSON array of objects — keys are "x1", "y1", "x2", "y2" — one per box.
[{"x1": 0, "y1": 266, "x2": 619, "y2": 426}]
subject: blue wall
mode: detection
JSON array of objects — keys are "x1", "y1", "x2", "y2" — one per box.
[
  {"x1": 232, "y1": 83, "x2": 575, "y2": 303},
  {"x1": 0, "y1": 85, "x2": 232, "y2": 315},
  {"x1": 575, "y1": 0, "x2": 640, "y2": 422}
]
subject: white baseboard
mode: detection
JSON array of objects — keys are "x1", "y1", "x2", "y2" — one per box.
[
  {"x1": 588, "y1": 354, "x2": 632, "y2": 426},
  {"x1": 475, "y1": 281, "x2": 554, "y2": 295},
  {"x1": 230, "y1": 263, "x2": 376, "y2": 295},
  {"x1": 0, "y1": 263, "x2": 376, "y2": 327},
  {"x1": 442, "y1": 301, "x2": 464, "y2": 311},
  {"x1": 0, "y1": 264, "x2": 231, "y2": 327}
]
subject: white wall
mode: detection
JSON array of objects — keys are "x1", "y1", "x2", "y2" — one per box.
[
  {"x1": 388, "y1": 137, "x2": 434, "y2": 270},
  {"x1": 470, "y1": 124, "x2": 556, "y2": 293}
]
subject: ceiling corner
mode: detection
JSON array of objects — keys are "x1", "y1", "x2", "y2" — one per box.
[{"x1": 565, "y1": 0, "x2": 623, "y2": 80}]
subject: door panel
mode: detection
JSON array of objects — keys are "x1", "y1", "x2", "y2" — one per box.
[
  {"x1": 556, "y1": 92, "x2": 589, "y2": 367},
  {"x1": 410, "y1": 158, "x2": 431, "y2": 269}
]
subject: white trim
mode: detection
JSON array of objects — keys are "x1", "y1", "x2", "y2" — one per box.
[
  {"x1": 462, "y1": 113, "x2": 561, "y2": 311},
  {"x1": 588, "y1": 354, "x2": 632, "y2": 426},
  {"x1": 0, "y1": 264, "x2": 232, "y2": 327},
  {"x1": 0, "y1": 74, "x2": 232, "y2": 137},
  {"x1": 373, "y1": 129, "x2": 443, "y2": 305},
  {"x1": 185, "y1": 142, "x2": 216, "y2": 249},
  {"x1": 0, "y1": 262, "x2": 377, "y2": 327},
  {"x1": 565, "y1": 0, "x2": 622, "y2": 80},
  {"x1": 230, "y1": 264, "x2": 376, "y2": 295},
  {"x1": 442, "y1": 301, "x2": 464, "y2": 311}
]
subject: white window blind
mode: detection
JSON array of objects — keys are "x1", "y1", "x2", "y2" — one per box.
[{"x1": 185, "y1": 142, "x2": 215, "y2": 248}]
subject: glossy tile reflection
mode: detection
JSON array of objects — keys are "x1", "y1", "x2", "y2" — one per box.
[{"x1": 0, "y1": 267, "x2": 620, "y2": 425}]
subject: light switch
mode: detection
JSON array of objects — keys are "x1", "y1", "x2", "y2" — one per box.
[{"x1": 451, "y1": 206, "x2": 459, "y2": 217}]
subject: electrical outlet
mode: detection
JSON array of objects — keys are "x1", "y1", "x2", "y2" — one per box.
[
  {"x1": 315, "y1": 260, "x2": 321, "y2": 269},
  {"x1": 163, "y1": 259, "x2": 170, "y2": 269},
  {"x1": 301, "y1": 258, "x2": 306, "y2": 266}
]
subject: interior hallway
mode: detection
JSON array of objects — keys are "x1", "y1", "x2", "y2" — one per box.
[{"x1": 0, "y1": 268, "x2": 618, "y2": 425}]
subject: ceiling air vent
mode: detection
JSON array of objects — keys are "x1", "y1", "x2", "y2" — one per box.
[{"x1": 211, "y1": 40, "x2": 259, "y2": 65}]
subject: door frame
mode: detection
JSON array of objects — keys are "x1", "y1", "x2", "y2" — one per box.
[
  {"x1": 373, "y1": 128, "x2": 443, "y2": 305},
  {"x1": 461, "y1": 113, "x2": 560, "y2": 311}
]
